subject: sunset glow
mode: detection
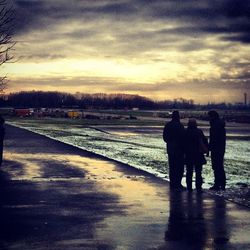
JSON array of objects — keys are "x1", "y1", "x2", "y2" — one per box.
[{"x1": 3, "y1": 0, "x2": 250, "y2": 103}]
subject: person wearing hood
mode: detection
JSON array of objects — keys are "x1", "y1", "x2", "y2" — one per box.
[
  {"x1": 208, "y1": 110, "x2": 226, "y2": 190},
  {"x1": 163, "y1": 111, "x2": 185, "y2": 190},
  {"x1": 184, "y1": 118, "x2": 208, "y2": 192}
]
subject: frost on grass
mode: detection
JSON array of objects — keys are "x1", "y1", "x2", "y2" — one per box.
[{"x1": 9, "y1": 120, "x2": 250, "y2": 207}]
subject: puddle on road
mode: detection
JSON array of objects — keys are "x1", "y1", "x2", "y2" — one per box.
[{"x1": 4, "y1": 151, "x2": 169, "y2": 217}]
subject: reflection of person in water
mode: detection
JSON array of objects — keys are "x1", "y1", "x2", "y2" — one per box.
[
  {"x1": 165, "y1": 190, "x2": 186, "y2": 241},
  {"x1": 185, "y1": 193, "x2": 207, "y2": 249},
  {"x1": 165, "y1": 191, "x2": 207, "y2": 249},
  {"x1": 212, "y1": 197, "x2": 229, "y2": 246}
]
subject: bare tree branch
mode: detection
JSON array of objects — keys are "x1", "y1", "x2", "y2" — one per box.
[{"x1": 0, "y1": 0, "x2": 15, "y2": 93}]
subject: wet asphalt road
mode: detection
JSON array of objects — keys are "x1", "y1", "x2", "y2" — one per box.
[{"x1": 0, "y1": 124, "x2": 250, "y2": 250}]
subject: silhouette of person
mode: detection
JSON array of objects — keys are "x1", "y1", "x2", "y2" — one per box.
[
  {"x1": 184, "y1": 118, "x2": 208, "y2": 192},
  {"x1": 0, "y1": 115, "x2": 5, "y2": 166},
  {"x1": 208, "y1": 111, "x2": 226, "y2": 190},
  {"x1": 163, "y1": 111, "x2": 185, "y2": 190}
]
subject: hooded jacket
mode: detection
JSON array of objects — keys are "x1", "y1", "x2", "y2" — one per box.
[
  {"x1": 209, "y1": 118, "x2": 226, "y2": 154},
  {"x1": 163, "y1": 119, "x2": 185, "y2": 155}
]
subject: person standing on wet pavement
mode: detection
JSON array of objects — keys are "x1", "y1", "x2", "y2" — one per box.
[
  {"x1": 163, "y1": 111, "x2": 185, "y2": 190},
  {"x1": 0, "y1": 115, "x2": 5, "y2": 166},
  {"x1": 184, "y1": 118, "x2": 208, "y2": 192},
  {"x1": 208, "y1": 110, "x2": 226, "y2": 191}
]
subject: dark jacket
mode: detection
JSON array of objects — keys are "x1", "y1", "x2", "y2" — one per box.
[
  {"x1": 163, "y1": 119, "x2": 185, "y2": 155},
  {"x1": 184, "y1": 127, "x2": 208, "y2": 165},
  {"x1": 209, "y1": 118, "x2": 226, "y2": 154}
]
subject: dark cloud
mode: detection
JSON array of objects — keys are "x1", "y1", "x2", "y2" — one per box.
[
  {"x1": 64, "y1": 29, "x2": 98, "y2": 40},
  {"x1": 19, "y1": 53, "x2": 65, "y2": 61},
  {"x1": 13, "y1": 0, "x2": 47, "y2": 33},
  {"x1": 12, "y1": 0, "x2": 250, "y2": 43},
  {"x1": 92, "y1": 2, "x2": 136, "y2": 15},
  {"x1": 7, "y1": 0, "x2": 250, "y2": 103},
  {"x1": 143, "y1": 0, "x2": 250, "y2": 43},
  {"x1": 223, "y1": 34, "x2": 250, "y2": 43},
  {"x1": 12, "y1": 0, "x2": 135, "y2": 34},
  {"x1": 221, "y1": 70, "x2": 250, "y2": 81}
]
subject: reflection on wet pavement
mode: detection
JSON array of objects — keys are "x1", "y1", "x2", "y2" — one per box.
[{"x1": 1, "y1": 125, "x2": 250, "y2": 249}]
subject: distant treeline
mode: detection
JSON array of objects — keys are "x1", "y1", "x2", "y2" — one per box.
[
  {"x1": 3, "y1": 91, "x2": 195, "y2": 109},
  {"x1": 1, "y1": 91, "x2": 249, "y2": 110}
]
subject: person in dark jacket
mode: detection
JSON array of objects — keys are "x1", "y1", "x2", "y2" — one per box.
[
  {"x1": 0, "y1": 115, "x2": 5, "y2": 166},
  {"x1": 184, "y1": 118, "x2": 208, "y2": 192},
  {"x1": 163, "y1": 111, "x2": 185, "y2": 190},
  {"x1": 208, "y1": 110, "x2": 226, "y2": 190}
]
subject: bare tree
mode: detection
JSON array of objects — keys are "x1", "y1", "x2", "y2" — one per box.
[{"x1": 0, "y1": 0, "x2": 15, "y2": 93}]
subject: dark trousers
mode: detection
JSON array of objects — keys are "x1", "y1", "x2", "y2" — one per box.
[
  {"x1": 186, "y1": 164, "x2": 203, "y2": 190},
  {"x1": 168, "y1": 153, "x2": 184, "y2": 188},
  {"x1": 211, "y1": 152, "x2": 226, "y2": 188}
]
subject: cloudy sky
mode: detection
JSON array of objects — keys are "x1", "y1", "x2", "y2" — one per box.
[{"x1": 3, "y1": 0, "x2": 250, "y2": 103}]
